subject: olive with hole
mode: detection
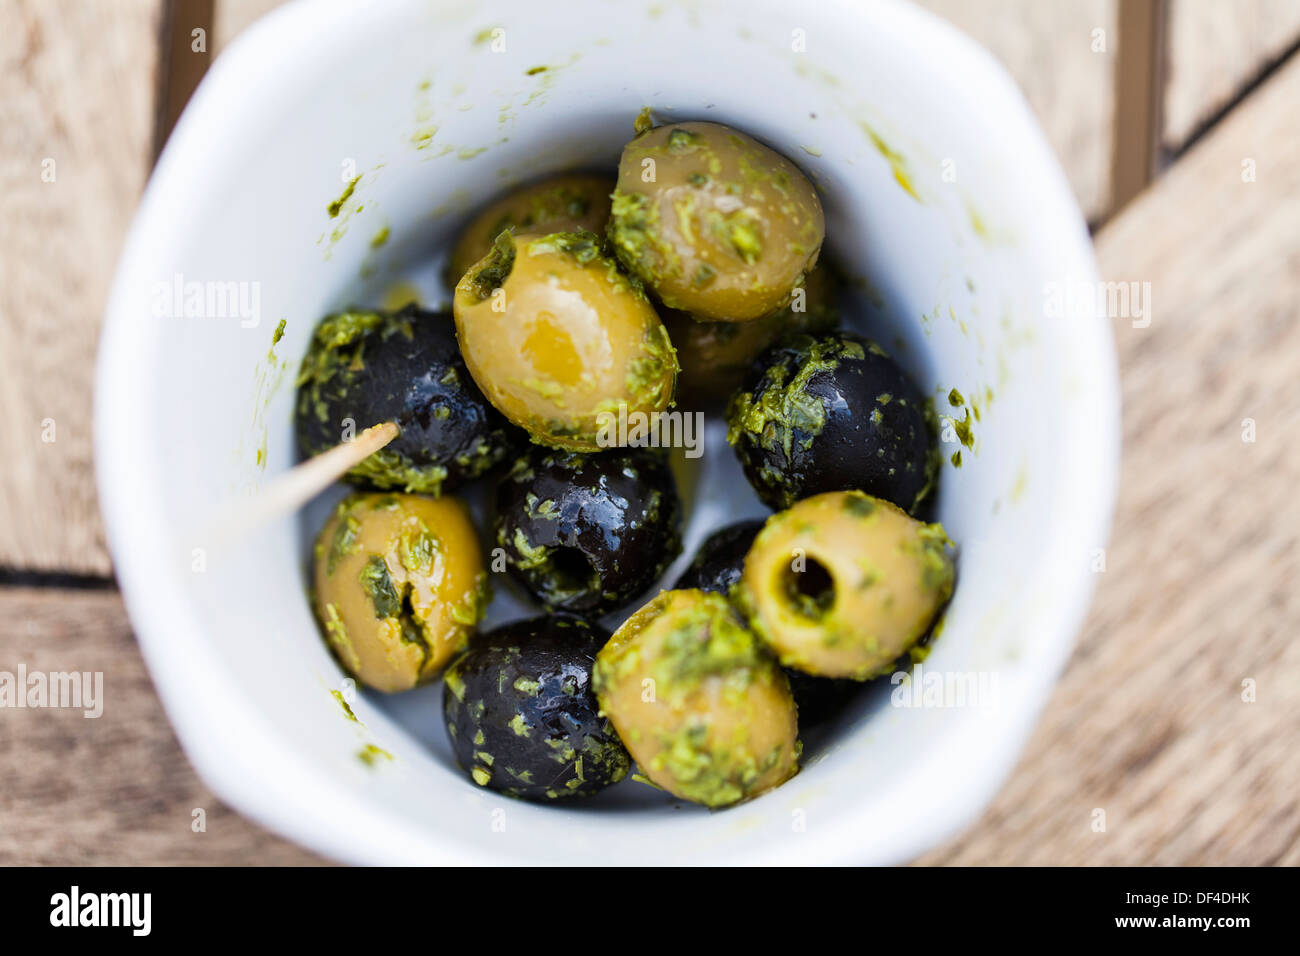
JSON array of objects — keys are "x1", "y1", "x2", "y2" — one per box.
[
  {"x1": 446, "y1": 173, "x2": 616, "y2": 288},
  {"x1": 727, "y1": 331, "x2": 938, "y2": 513},
  {"x1": 608, "y1": 121, "x2": 825, "y2": 321},
  {"x1": 593, "y1": 588, "x2": 799, "y2": 807},
  {"x1": 442, "y1": 615, "x2": 631, "y2": 801},
  {"x1": 312, "y1": 492, "x2": 489, "y2": 693},
  {"x1": 735, "y1": 490, "x2": 954, "y2": 680},
  {"x1": 452, "y1": 230, "x2": 677, "y2": 451},
  {"x1": 295, "y1": 305, "x2": 519, "y2": 494},
  {"x1": 674, "y1": 519, "x2": 860, "y2": 723},
  {"x1": 495, "y1": 447, "x2": 682, "y2": 615},
  {"x1": 664, "y1": 263, "x2": 840, "y2": 407}
]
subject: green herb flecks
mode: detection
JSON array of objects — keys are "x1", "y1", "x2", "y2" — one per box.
[
  {"x1": 328, "y1": 176, "x2": 360, "y2": 218},
  {"x1": 360, "y1": 555, "x2": 400, "y2": 619},
  {"x1": 466, "y1": 229, "x2": 517, "y2": 300}
]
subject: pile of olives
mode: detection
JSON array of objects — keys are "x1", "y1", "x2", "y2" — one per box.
[{"x1": 296, "y1": 117, "x2": 955, "y2": 810}]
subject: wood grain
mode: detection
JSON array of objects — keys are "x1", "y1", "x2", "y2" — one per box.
[
  {"x1": 1163, "y1": 0, "x2": 1300, "y2": 153},
  {"x1": 919, "y1": 51, "x2": 1300, "y2": 866},
  {"x1": 0, "y1": 587, "x2": 325, "y2": 865},
  {"x1": 154, "y1": 0, "x2": 214, "y2": 160},
  {"x1": 1110, "y1": 0, "x2": 1166, "y2": 211},
  {"x1": 918, "y1": 0, "x2": 1118, "y2": 221},
  {"x1": 0, "y1": 0, "x2": 163, "y2": 575},
  {"x1": 212, "y1": 0, "x2": 284, "y2": 52}
]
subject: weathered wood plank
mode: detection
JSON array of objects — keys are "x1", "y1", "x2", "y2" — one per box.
[
  {"x1": 154, "y1": 0, "x2": 215, "y2": 159},
  {"x1": 0, "y1": 0, "x2": 165, "y2": 575},
  {"x1": 1110, "y1": 0, "x2": 1166, "y2": 210},
  {"x1": 1163, "y1": 0, "x2": 1300, "y2": 153},
  {"x1": 920, "y1": 52, "x2": 1300, "y2": 866},
  {"x1": 0, "y1": 588, "x2": 325, "y2": 864},
  {"x1": 212, "y1": 0, "x2": 284, "y2": 52}
]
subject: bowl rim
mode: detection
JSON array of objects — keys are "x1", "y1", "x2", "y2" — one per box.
[{"x1": 95, "y1": 0, "x2": 1120, "y2": 865}]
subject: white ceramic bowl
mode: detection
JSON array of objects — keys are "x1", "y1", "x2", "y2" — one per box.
[{"x1": 97, "y1": 0, "x2": 1118, "y2": 864}]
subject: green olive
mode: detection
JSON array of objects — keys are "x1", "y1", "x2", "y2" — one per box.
[
  {"x1": 592, "y1": 588, "x2": 799, "y2": 807},
  {"x1": 312, "y1": 492, "x2": 488, "y2": 693},
  {"x1": 452, "y1": 230, "x2": 677, "y2": 451},
  {"x1": 735, "y1": 491, "x2": 954, "y2": 680},
  {"x1": 664, "y1": 264, "x2": 840, "y2": 406},
  {"x1": 608, "y1": 121, "x2": 825, "y2": 321},
  {"x1": 447, "y1": 173, "x2": 615, "y2": 287}
]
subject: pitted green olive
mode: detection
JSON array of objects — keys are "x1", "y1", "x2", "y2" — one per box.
[
  {"x1": 735, "y1": 490, "x2": 954, "y2": 680},
  {"x1": 608, "y1": 121, "x2": 825, "y2": 321},
  {"x1": 593, "y1": 588, "x2": 799, "y2": 807},
  {"x1": 312, "y1": 492, "x2": 488, "y2": 693},
  {"x1": 452, "y1": 230, "x2": 677, "y2": 450},
  {"x1": 447, "y1": 173, "x2": 615, "y2": 287},
  {"x1": 664, "y1": 264, "x2": 840, "y2": 406}
]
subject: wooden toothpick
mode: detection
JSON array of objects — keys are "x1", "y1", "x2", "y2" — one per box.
[{"x1": 193, "y1": 422, "x2": 399, "y2": 555}]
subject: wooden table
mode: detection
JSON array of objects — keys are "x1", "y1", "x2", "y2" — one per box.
[{"x1": 2, "y1": 0, "x2": 1298, "y2": 866}]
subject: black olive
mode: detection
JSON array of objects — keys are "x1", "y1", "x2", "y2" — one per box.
[
  {"x1": 674, "y1": 518, "x2": 859, "y2": 726},
  {"x1": 442, "y1": 615, "x2": 630, "y2": 801},
  {"x1": 295, "y1": 304, "x2": 520, "y2": 494},
  {"x1": 673, "y1": 520, "x2": 765, "y2": 594},
  {"x1": 783, "y1": 668, "x2": 861, "y2": 727},
  {"x1": 494, "y1": 447, "x2": 682, "y2": 615},
  {"x1": 726, "y1": 331, "x2": 937, "y2": 513}
]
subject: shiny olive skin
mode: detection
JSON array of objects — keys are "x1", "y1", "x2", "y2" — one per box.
[
  {"x1": 674, "y1": 519, "x2": 859, "y2": 725},
  {"x1": 446, "y1": 173, "x2": 615, "y2": 288},
  {"x1": 608, "y1": 121, "x2": 825, "y2": 321},
  {"x1": 442, "y1": 615, "x2": 631, "y2": 801},
  {"x1": 673, "y1": 520, "x2": 765, "y2": 594},
  {"x1": 452, "y1": 230, "x2": 677, "y2": 451},
  {"x1": 727, "y1": 331, "x2": 937, "y2": 514},
  {"x1": 295, "y1": 305, "x2": 519, "y2": 494},
  {"x1": 782, "y1": 669, "x2": 862, "y2": 727},
  {"x1": 664, "y1": 263, "x2": 840, "y2": 407},
  {"x1": 494, "y1": 447, "x2": 682, "y2": 615}
]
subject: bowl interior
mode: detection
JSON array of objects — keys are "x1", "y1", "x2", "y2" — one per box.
[{"x1": 98, "y1": 0, "x2": 1115, "y2": 864}]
